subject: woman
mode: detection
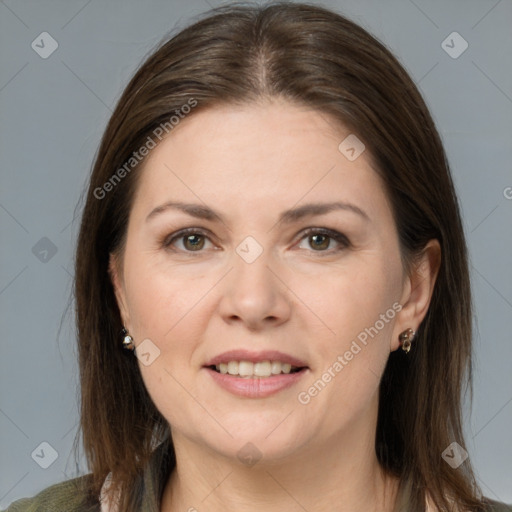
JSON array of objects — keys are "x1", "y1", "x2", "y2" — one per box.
[{"x1": 4, "y1": 2, "x2": 510, "y2": 511}]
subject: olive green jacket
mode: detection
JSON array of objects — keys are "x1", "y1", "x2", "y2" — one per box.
[{"x1": 3, "y1": 439, "x2": 511, "y2": 511}]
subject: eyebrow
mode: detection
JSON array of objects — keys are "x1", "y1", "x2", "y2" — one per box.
[{"x1": 145, "y1": 200, "x2": 370, "y2": 224}]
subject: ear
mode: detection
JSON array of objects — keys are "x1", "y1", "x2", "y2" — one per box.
[
  {"x1": 108, "y1": 252, "x2": 130, "y2": 329},
  {"x1": 391, "y1": 239, "x2": 441, "y2": 351}
]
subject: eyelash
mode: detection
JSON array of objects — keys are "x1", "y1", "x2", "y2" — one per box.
[{"x1": 161, "y1": 227, "x2": 350, "y2": 256}]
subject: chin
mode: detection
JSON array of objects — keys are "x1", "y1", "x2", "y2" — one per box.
[{"x1": 198, "y1": 420, "x2": 310, "y2": 466}]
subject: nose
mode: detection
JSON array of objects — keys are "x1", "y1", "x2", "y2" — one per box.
[{"x1": 217, "y1": 245, "x2": 292, "y2": 331}]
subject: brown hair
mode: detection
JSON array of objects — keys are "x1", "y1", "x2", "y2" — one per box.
[{"x1": 73, "y1": 2, "x2": 484, "y2": 511}]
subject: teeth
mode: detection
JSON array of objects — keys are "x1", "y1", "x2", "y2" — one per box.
[
  {"x1": 254, "y1": 361, "x2": 271, "y2": 377},
  {"x1": 271, "y1": 361, "x2": 282, "y2": 374},
  {"x1": 214, "y1": 360, "x2": 300, "y2": 378},
  {"x1": 227, "y1": 361, "x2": 239, "y2": 375},
  {"x1": 239, "y1": 361, "x2": 253, "y2": 376}
]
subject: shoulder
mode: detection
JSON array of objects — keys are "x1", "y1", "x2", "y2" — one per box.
[
  {"x1": 481, "y1": 498, "x2": 512, "y2": 512},
  {"x1": 1, "y1": 474, "x2": 100, "y2": 512}
]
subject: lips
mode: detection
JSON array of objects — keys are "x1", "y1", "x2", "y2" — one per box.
[
  {"x1": 204, "y1": 364, "x2": 309, "y2": 398},
  {"x1": 202, "y1": 349, "x2": 309, "y2": 397},
  {"x1": 203, "y1": 349, "x2": 308, "y2": 369}
]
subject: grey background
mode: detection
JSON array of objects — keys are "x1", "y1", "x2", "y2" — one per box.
[{"x1": 1, "y1": 0, "x2": 511, "y2": 508}]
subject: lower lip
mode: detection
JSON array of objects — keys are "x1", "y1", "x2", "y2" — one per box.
[{"x1": 204, "y1": 367, "x2": 308, "y2": 398}]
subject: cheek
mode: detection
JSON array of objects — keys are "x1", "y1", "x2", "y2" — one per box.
[
  {"x1": 125, "y1": 259, "x2": 215, "y2": 422},
  {"x1": 123, "y1": 251, "x2": 210, "y2": 341},
  {"x1": 290, "y1": 256, "x2": 401, "y2": 409},
  {"x1": 290, "y1": 255, "x2": 401, "y2": 346}
]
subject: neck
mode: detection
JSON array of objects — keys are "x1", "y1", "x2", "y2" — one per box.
[{"x1": 161, "y1": 403, "x2": 400, "y2": 511}]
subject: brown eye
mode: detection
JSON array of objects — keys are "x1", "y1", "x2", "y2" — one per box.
[
  {"x1": 163, "y1": 228, "x2": 214, "y2": 253},
  {"x1": 182, "y1": 234, "x2": 205, "y2": 251},
  {"x1": 308, "y1": 233, "x2": 330, "y2": 250},
  {"x1": 297, "y1": 228, "x2": 350, "y2": 254}
]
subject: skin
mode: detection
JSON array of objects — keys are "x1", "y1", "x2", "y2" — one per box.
[{"x1": 110, "y1": 99, "x2": 440, "y2": 512}]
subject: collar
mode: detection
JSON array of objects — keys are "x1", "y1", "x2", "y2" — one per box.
[{"x1": 99, "y1": 437, "x2": 173, "y2": 512}]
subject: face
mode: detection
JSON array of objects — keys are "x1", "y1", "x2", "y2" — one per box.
[{"x1": 110, "y1": 99, "x2": 416, "y2": 464}]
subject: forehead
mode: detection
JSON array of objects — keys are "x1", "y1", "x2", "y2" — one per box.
[{"x1": 130, "y1": 100, "x2": 390, "y2": 223}]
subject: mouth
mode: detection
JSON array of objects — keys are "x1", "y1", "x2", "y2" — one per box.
[
  {"x1": 202, "y1": 350, "x2": 309, "y2": 397},
  {"x1": 206, "y1": 360, "x2": 307, "y2": 378},
  {"x1": 204, "y1": 361, "x2": 309, "y2": 398}
]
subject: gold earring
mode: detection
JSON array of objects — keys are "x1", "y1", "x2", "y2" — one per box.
[
  {"x1": 399, "y1": 328, "x2": 415, "y2": 353},
  {"x1": 121, "y1": 327, "x2": 135, "y2": 351}
]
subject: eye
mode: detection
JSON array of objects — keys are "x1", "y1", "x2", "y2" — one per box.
[
  {"x1": 162, "y1": 228, "x2": 215, "y2": 252},
  {"x1": 296, "y1": 228, "x2": 350, "y2": 254}
]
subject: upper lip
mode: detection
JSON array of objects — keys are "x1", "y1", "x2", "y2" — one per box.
[{"x1": 204, "y1": 349, "x2": 308, "y2": 368}]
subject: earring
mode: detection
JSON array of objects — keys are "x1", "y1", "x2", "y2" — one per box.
[
  {"x1": 121, "y1": 327, "x2": 135, "y2": 351},
  {"x1": 399, "y1": 328, "x2": 415, "y2": 353}
]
